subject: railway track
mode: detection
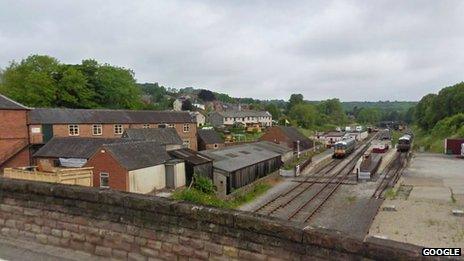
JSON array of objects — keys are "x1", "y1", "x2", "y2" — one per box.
[
  {"x1": 287, "y1": 141, "x2": 372, "y2": 222},
  {"x1": 254, "y1": 133, "x2": 377, "y2": 222},
  {"x1": 254, "y1": 159, "x2": 340, "y2": 215},
  {"x1": 371, "y1": 152, "x2": 408, "y2": 199}
]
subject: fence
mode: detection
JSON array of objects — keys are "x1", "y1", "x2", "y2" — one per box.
[{"x1": 3, "y1": 167, "x2": 93, "y2": 187}]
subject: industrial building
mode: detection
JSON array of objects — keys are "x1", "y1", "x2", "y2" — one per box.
[
  {"x1": 122, "y1": 128, "x2": 183, "y2": 150},
  {"x1": 199, "y1": 143, "x2": 282, "y2": 197}
]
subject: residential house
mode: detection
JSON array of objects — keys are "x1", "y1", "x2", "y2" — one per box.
[
  {"x1": 122, "y1": 128, "x2": 183, "y2": 151},
  {"x1": 199, "y1": 143, "x2": 281, "y2": 197},
  {"x1": 169, "y1": 148, "x2": 213, "y2": 184},
  {"x1": 191, "y1": 111, "x2": 206, "y2": 127},
  {"x1": 85, "y1": 141, "x2": 184, "y2": 193},
  {"x1": 209, "y1": 110, "x2": 272, "y2": 128},
  {"x1": 172, "y1": 96, "x2": 190, "y2": 111},
  {"x1": 33, "y1": 137, "x2": 122, "y2": 168},
  {"x1": 197, "y1": 129, "x2": 225, "y2": 150},
  {"x1": 28, "y1": 108, "x2": 197, "y2": 151},
  {"x1": 260, "y1": 126, "x2": 314, "y2": 153},
  {"x1": 0, "y1": 94, "x2": 30, "y2": 172}
]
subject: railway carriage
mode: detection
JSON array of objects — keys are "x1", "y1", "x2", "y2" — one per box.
[
  {"x1": 332, "y1": 138, "x2": 356, "y2": 158},
  {"x1": 397, "y1": 134, "x2": 412, "y2": 152}
]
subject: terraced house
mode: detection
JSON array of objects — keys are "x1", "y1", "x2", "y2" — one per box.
[
  {"x1": 28, "y1": 108, "x2": 198, "y2": 151},
  {"x1": 209, "y1": 110, "x2": 272, "y2": 128}
]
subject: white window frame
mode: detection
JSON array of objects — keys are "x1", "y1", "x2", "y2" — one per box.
[
  {"x1": 183, "y1": 124, "x2": 190, "y2": 132},
  {"x1": 68, "y1": 125, "x2": 79, "y2": 136},
  {"x1": 92, "y1": 124, "x2": 102, "y2": 136},
  {"x1": 114, "y1": 124, "x2": 123, "y2": 135},
  {"x1": 183, "y1": 139, "x2": 190, "y2": 148},
  {"x1": 168, "y1": 124, "x2": 175, "y2": 128},
  {"x1": 143, "y1": 124, "x2": 150, "y2": 129},
  {"x1": 100, "y1": 172, "x2": 109, "y2": 188}
]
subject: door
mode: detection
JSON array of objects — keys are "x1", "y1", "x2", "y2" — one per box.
[{"x1": 42, "y1": 124, "x2": 53, "y2": 143}]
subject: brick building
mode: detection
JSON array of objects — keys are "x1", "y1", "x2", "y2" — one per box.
[
  {"x1": 28, "y1": 108, "x2": 198, "y2": 151},
  {"x1": 197, "y1": 129, "x2": 225, "y2": 150},
  {"x1": 0, "y1": 94, "x2": 30, "y2": 172},
  {"x1": 260, "y1": 126, "x2": 314, "y2": 153},
  {"x1": 85, "y1": 141, "x2": 182, "y2": 193}
]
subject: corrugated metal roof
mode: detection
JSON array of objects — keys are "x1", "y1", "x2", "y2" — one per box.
[
  {"x1": 199, "y1": 143, "x2": 280, "y2": 172},
  {"x1": 197, "y1": 129, "x2": 224, "y2": 144},
  {"x1": 0, "y1": 94, "x2": 29, "y2": 110},
  {"x1": 33, "y1": 137, "x2": 122, "y2": 159},
  {"x1": 169, "y1": 148, "x2": 213, "y2": 165},
  {"x1": 28, "y1": 108, "x2": 195, "y2": 124},
  {"x1": 122, "y1": 128, "x2": 183, "y2": 145},
  {"x1": 254, "y1": 141, "x2": 292, "y2": 155},
  {"x1": 104, "y1": 141, "x2": 170, "y2": 171}
]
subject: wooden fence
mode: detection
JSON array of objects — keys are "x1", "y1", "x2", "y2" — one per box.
[{"x1": 3, "y1": 167, "x2": 93, "y2": 187}]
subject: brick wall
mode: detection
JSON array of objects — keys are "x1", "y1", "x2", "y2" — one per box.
[
  {"x1": 0, "y1": 110, "x2": 28, "y2": 139},
  {"x1": 85, "y1": 150, "x2": 128, "y2": 191},
  {"x1": 28, "y1": 123, "x2": 198, "y2": 150},
  {"x1": 0, "y1": 110, "x2": 30, "y2": 169},
  {"x1": 0, "y1": 178, "x2": 425, "y2": 260}
]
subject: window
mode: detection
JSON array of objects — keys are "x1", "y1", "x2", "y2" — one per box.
[
  {"x1": 92, "y1": 124, "x2": 102, "y2": 136},
  {"x1": 168, "y1": 124, "x2": 175, "y2": 128},
  {"x1": 214, "y1": 144, "x2": 219, "y2": 149},
  {"x1": 183, "y1": 139, "x2": 190, "y2": 148},
  {"x1": 100, "y1": 172, "x2": 109, "y2": 188},
  {"x1": 158, "y1": 124, "x2": 167, "y2": 128},
  {"x1": 68, "y1": 125, "x2": 79, "y2": 136},
  {"x1": 183, "y1": 124, "x2": 190, "y2": 132},
  {"x1": 114, "y1": 124, "x2": 123, "y2": 135},
  {"x1": 143, "y1": 124, "x2": 150, "y2": 129}
]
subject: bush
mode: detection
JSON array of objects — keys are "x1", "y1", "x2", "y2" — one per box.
[{"x1": 193, "y1": 174, "x2": 215, "y2": 195}]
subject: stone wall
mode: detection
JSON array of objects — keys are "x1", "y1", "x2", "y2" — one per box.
[{"x1": 0, "y1": 177, "x2": 425, "y2": 260}]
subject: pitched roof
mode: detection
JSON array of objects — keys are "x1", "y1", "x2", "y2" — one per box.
[
  {"x1": 122, "y1": 128, "x2": 182, "y2": 145},
  {"x1": 33, "y1": 137, "x2": 122, "y2": 159},
  {"x1": 0, "y1": 139, "x2": 29, "y2": 166},
  {"x1": 103, "y1": 141, "x2": 170, "y2": 171},
  {"x1": 254, "y1": 141, "x2": 292, "y2": 155},
  {"x1": 324, "y1": 131, "x2": 346, "y2": 137},
  {"x1": 28, "y1": 108, "x2": 195, "y2": 124},
  {"x1": 277, "y1": 126, "x2": 313, "y2": 150},
  {"x1": 215, "y1": 110, "x2": 271, "y2": 118},
  {"x1": 199, "y1": 143, "x2": 280, "y2": 172},
  {"x1": 169, "y1": 148, "x2": 213, "y2": 165},
  {"x1": 197, "y1": 129, "x2": 224, "y2": 144},
  {"x1": 0, "y1": 94, "x2": 29, "y2": 110}
]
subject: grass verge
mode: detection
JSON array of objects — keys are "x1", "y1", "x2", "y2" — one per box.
[{"x1": 172, "y1": 181, "x2": 273, "y2": 209}]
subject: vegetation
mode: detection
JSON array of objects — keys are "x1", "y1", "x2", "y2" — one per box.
[
  {"x1": 173, "y1": 175, "x2": 272, "y2": 209},
  {"x1": 409, "y1": 82, "x2": 464, "y2": 152},
  {"x1": 0, "y1": 55, "x2": 143, "y2": 109}
]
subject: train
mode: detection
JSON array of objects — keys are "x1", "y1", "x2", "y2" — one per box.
[
  {"x1": 332, "y1": 138, "x2": 356, "y2": 158},
  {"x1": 397, "y1": 134, "x2": 412, "y2": 152}
]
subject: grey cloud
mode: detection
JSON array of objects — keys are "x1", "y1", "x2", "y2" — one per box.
[{"x1": 1, "y1": 0, "x2": 464, "y2": 101}]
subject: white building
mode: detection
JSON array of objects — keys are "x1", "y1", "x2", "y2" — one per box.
[{"x1": 209, "y1": 110, "x2": 272, "y2": 127}]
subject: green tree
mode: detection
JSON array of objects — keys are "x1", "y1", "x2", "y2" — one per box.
[
  {"x1": 55, "y1": 66, "x2": 95, "y2": 108},
  {"x1": 265, "y1": 103, "x2": 280, "y2": 120},
  {"x1": 288, "y1": 93, "x2": 304, "y2": 111},
  {"x1": 357, "y1": 108, "x2": 381, "y2": 124},
  {"x1": 288, "y1": 103, "x2": 319, "y2": 128}
]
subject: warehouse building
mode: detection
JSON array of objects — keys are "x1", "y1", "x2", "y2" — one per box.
[
  {"x1": 169, "y1": 148, "x2": 213, "y2": 184},
  {"x1": 199, "y1": 143, "x2": 281, "y2": 197},
  {"x1": 122, "y1": 128, "x2": 183, "y2": 151}
]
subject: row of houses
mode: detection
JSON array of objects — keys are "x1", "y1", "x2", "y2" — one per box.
[{"x1": 1, "y1": 94, "x2": 314, "y2": 198}]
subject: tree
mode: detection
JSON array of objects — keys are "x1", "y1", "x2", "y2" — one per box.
[
  {"x1": 55, "y1": 66, "x2": 95, "y2": 108},
  {"x1": 198, "y1": 89, "x2": 216, "y2": 102},
  {"x1": 288, "y1": 94, "x2": 304, "y2": 111},
  {"x1": 288, "y1": 103, "x2": 319, "y2": 128},
  {"x1": 0, "y1": 55, "x2": 60, "y2": 107},
  {"x1": 181, "y1": 99, "x2": 194, "y2": 111},
  {"x1": 357, "y1": 108, "x2": 381, "y2": 124},
  {"x1": 265, "y1": 103, "x2": 280, "y2": 119}
]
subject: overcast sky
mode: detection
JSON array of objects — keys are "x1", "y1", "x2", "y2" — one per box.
[{"x1": 1, "y1": 1, "x2": 464, "y2": 101}]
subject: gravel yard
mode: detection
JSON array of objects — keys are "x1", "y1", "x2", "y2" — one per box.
[{"x1": 369, "y1": 153, "x2": 464, "y2": 248}]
